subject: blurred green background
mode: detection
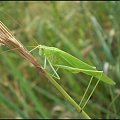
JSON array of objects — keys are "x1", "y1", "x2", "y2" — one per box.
[{"x1": 0, "y1": 1, "x2": 120, "y2": 119}]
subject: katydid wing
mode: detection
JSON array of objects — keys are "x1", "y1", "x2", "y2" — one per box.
[{"x1": 39, "y1": 45, "x2": 115, "y2": 85}]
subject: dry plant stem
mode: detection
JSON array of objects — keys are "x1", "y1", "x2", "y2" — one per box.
[{"x1": 0, "y1": 21, "x2": 90, "y2": 119}]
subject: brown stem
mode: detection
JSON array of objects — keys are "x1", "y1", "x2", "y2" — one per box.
[{"x1": 0, "y1": 21, "x2": 90, "y2": 119}]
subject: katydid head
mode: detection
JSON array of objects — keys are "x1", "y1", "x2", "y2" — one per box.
[
  {"x1": 38, "y1": 45, "x2": 44, "y2": 56},
  {"x1": 38, "y1": 45, "x2": 47, "y2": 56}
]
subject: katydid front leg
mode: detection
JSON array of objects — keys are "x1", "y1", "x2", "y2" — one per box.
[
  {"x1": 43, "y1": 57, "x2": 60, "y2": 79},
  {"x1": 44, "y1": 56, "x2": 47, "y2": 69},
  {"x1": 47, "y1": 59, "x2": 60, "y2": 79}
]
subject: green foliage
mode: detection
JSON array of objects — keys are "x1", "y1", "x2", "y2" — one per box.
[{"x1": 0, "y1": 1, "x2": 120, "y2": 118}]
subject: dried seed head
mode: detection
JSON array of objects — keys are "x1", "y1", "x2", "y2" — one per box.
[
  {"x1": 0, "y1": 21, "x2": 24, "y2": 48},
  {"x1": 0, "y1": 21, "x2": 43, "y2": 72}
]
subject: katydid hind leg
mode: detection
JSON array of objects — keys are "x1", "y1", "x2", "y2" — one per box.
[
  {"x1": 81, "y1": 72, "x2": 102, "y2": 110},
  {"x1": 79, "y1": 76, "x2": 94, "y2": 107}
]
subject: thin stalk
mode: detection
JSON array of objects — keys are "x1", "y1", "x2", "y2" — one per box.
[
  {"x1": 0, "y1": 21, "x2": 91, "y2": 119},
  {"x1": 106, "y1": 93, "x2": 119, "y2": 119},
  {"x1": 44, "y1": 71, "x2": 91, "y2": 119},
  {"x1": 108, "y1": 86, "x2": 117, "y2": 118}
]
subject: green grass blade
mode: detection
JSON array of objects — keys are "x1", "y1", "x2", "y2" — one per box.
[
  {"x1": 0, "y1": 91, "x2": 28, "y2": 118},
  {"x1": 2, "y1": 54, "x2": 49, "y2": 118},
  {"x1": 90, "y1": 16, "x2": 114, "y2": 63}
]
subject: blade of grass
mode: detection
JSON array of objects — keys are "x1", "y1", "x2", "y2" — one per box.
[
  {"x1": 108, "y1": 86, "x2": 117, "y2": 118},
  {"x1": 90, "y1": 15, "x2": 114, "y2": 63},
  {"x1": 2, "y1": 54, "x2": 49, "y2": 118},
  {"x1": 46, "y1": 21, "x2": 83, "y2": 59},
  {"x1": 106, "y1": 94, "x2": 119, "y2": 119},
  {"x1": 0, "y1": 81, "x2": 29, "y2": 118},
  {"x1": 0, "y1": 91, "x2": 28, "y2": 118},
  {"x1": 34, "y1": 86, "x2": 76, "y2": 112},
  {"x1": 0, "y1": 21, "x2": 90, "y2": 119}
]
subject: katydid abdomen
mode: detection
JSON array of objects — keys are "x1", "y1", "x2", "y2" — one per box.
[{"x1": 42, "y1": 46, "x2": 96, "y2": 70}]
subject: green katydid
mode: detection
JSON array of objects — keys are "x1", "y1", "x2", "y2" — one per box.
[
  {"x1": 0, "y1": 19, "x2": 116, "y2": 116},
  {"x1": 29, "y1": 45, "x2": 115, "y2": 85},
  {"x1": 29, "y1": 44, "x2": 115, "y2": 110}
]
